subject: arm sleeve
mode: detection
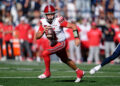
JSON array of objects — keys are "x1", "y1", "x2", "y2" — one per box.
[{"x1": 60, "y1": 21, "x2": 68, "y2": 27}]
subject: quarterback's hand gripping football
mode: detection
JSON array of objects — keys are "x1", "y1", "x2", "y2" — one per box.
[
  {"x1": 44, "y1": 26, "x2": 52, "y2": 31},
  {"x1": 44, "y1": 26, "x2": 54, "y2": 39}
]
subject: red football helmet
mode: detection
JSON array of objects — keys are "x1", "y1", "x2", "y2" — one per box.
[
  {"x1": 43, "y1": 5, "x2": 56, "y2": 23},
  {"x1": 44, "y1": 5, "x2": 56, "y2": 15}
]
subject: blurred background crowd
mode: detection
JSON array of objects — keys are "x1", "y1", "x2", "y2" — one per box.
[{"x1": 0, "y1": 0, "x2": 120, "y2": 64}]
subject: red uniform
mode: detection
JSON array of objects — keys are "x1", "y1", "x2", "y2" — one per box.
[
  {"x1": 38, "y1": 16, "x2": 68, "y2": 54},
  {"x1": 0, "y1": 22, "x2": 3, "y2": 38},
  {"x1": 38, "y1": 16, "x2": 69, "y2": 76},
  {"x1": 87, "y1": 28, "x2": 102, "y2": 46},
  {"x1": 111, "y1": 24, "x2": 119, "y2": 32},
  {"x1": 15, "y1": 23, "x2": 33, "y2": 58},
  {"x1": 15, "y1": 24, "x2": 31, "y2": 40},
  {"x1": 27, "y1": 29, "x2": 35, "y2": 43},
  {"x1": 38, "y1": 5, "x2": 84, "y2": 82},
  {"x1": 3, "y1": 25, "x2": 13, "y2": 41}
]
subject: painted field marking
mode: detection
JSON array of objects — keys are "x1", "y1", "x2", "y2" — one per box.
[{"x1": 0, "y1": 76, "x2": 120, "y2": 79}]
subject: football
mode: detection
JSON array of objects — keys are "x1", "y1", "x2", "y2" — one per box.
[{"x1": 45, "y1": 28, "x2": 54, "y2": 40}]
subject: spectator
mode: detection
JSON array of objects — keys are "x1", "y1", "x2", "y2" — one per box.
[
  {"x1": 31, "y1": 0, "x2": 41, "y2": 11},
  {"x1": 15, "y1": 16, "x2": 32, "y2": 61},
  {"x1": 2, "y1": 11, "x2": 13, "y2": 25},
  {"x1": 87, "y1": 22, "x2": 102, "y2": 64},
  {"x1": 103, "y1": 21, "x2": 117, "y2": 64},
  {"x1": 66, "y1": 0, "x2": 77, "y2": 21},
  {"x1": 16, "y1": 0, "x2": 30, "y2": 15},
  {"x1": 114, "y1": 0, "x2": 120, "y2": 24},
  {"x1": 56, "y1": 0, "x2": 65, "y2": 16},
  {"x1": 111, "y1": 18, "x2": 119, "y2": 32},
  {"x1": 17, "y1": 9, "x2": 24, "y2": 22},
  {"x1": 106, "y1": 0, "x2": 114, "y2": 19},
  {"x1": 76, "y1": 0, "x2": 91, "y2": 18},
  {"x1": 94, "y1": 2, "x2": 104, "y2": 18},
  {"x1": 27, "y1": 28, "x2": 35, "y2": 58},
  {"x1": 3, "y1": 18, "x2": 14, "y2": 59},
  {"x1": 2, "y1": 0, "x2": 15, "y2": 12},
  {"x1": 78, "y1": 18, "x2": 91, "y2": 61},
  {"x1": 31, "y1": 10, "x2": 41, "y2": 27}
]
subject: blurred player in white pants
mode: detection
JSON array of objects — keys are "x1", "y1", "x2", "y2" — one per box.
[{"x1": 87, "y1": 22, "x2": 102, "y2": 64}]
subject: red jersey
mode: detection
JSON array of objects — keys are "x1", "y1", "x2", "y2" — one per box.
[
  {"x1": 111, "y1": 24, "x2": 119, "y2": 32},
  {"x1": 39, "y1": 16, "x2": 68, "y2": 42},
  {"x1": 87, "y1": 28, "x2": 102, "y2": 46},
  {"x1": 27, "y1": 29, "x2": 35, "y2": 43},
  {"x1": 0, "y1": 22, "x2": 3, "y2": 38},
  {"x1": 3, "y1": 25, "x2": 13, "y2": 41},
  {"x1": 15, "y1": 24, "x2": 31, "y2": 40}
]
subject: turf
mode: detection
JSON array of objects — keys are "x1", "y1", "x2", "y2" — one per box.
[{"x1": 0, "y1": 60, "x2": 120, "y2": 86}]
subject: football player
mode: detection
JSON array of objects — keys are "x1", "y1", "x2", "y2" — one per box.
[
  {"x1": 90, "y1": 44, "x2": 120, "y2": 74},
  {"x1": 35, "y1": 5, "x2": 84, "y2": 82}
]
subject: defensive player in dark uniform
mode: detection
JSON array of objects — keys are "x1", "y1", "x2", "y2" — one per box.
[{"x1": 90, "y1": 44, "x2": 120, "y2": 74}]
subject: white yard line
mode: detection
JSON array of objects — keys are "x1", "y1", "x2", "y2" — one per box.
[
  {"x1": 0, "y1": 68, "x2": 119, "y2": 74},
  {"x1": 0, "y1": 76, "x2": 120, "y2": 79}
]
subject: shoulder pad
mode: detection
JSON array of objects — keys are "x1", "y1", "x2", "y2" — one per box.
[{"x1": 58, "y1": 16, "x2": 65, "y2": 23}]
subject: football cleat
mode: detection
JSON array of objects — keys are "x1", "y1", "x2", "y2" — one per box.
[
  {"x1": 75, "y1": 69, "x2": 85, "y2": 83},
  {"x1": 38, "y1": 72, "x2": 51, "y2": 79},
  {"x1": 89, "y1": 65, "x2": 101, "y2": 75}
]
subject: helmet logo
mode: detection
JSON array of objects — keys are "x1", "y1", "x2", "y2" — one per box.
[{"x1": 48, "y1": 5, "x2": 51, "y2": 13}]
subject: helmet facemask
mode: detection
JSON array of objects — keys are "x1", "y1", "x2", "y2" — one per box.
[{"x1": 45, "y1": 13, "x2": 55, "y2": 24}]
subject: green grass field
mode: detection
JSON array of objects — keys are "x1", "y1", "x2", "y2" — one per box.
[{"x1": 0, "y1": 60, "x2": 120, "y2": 86}]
